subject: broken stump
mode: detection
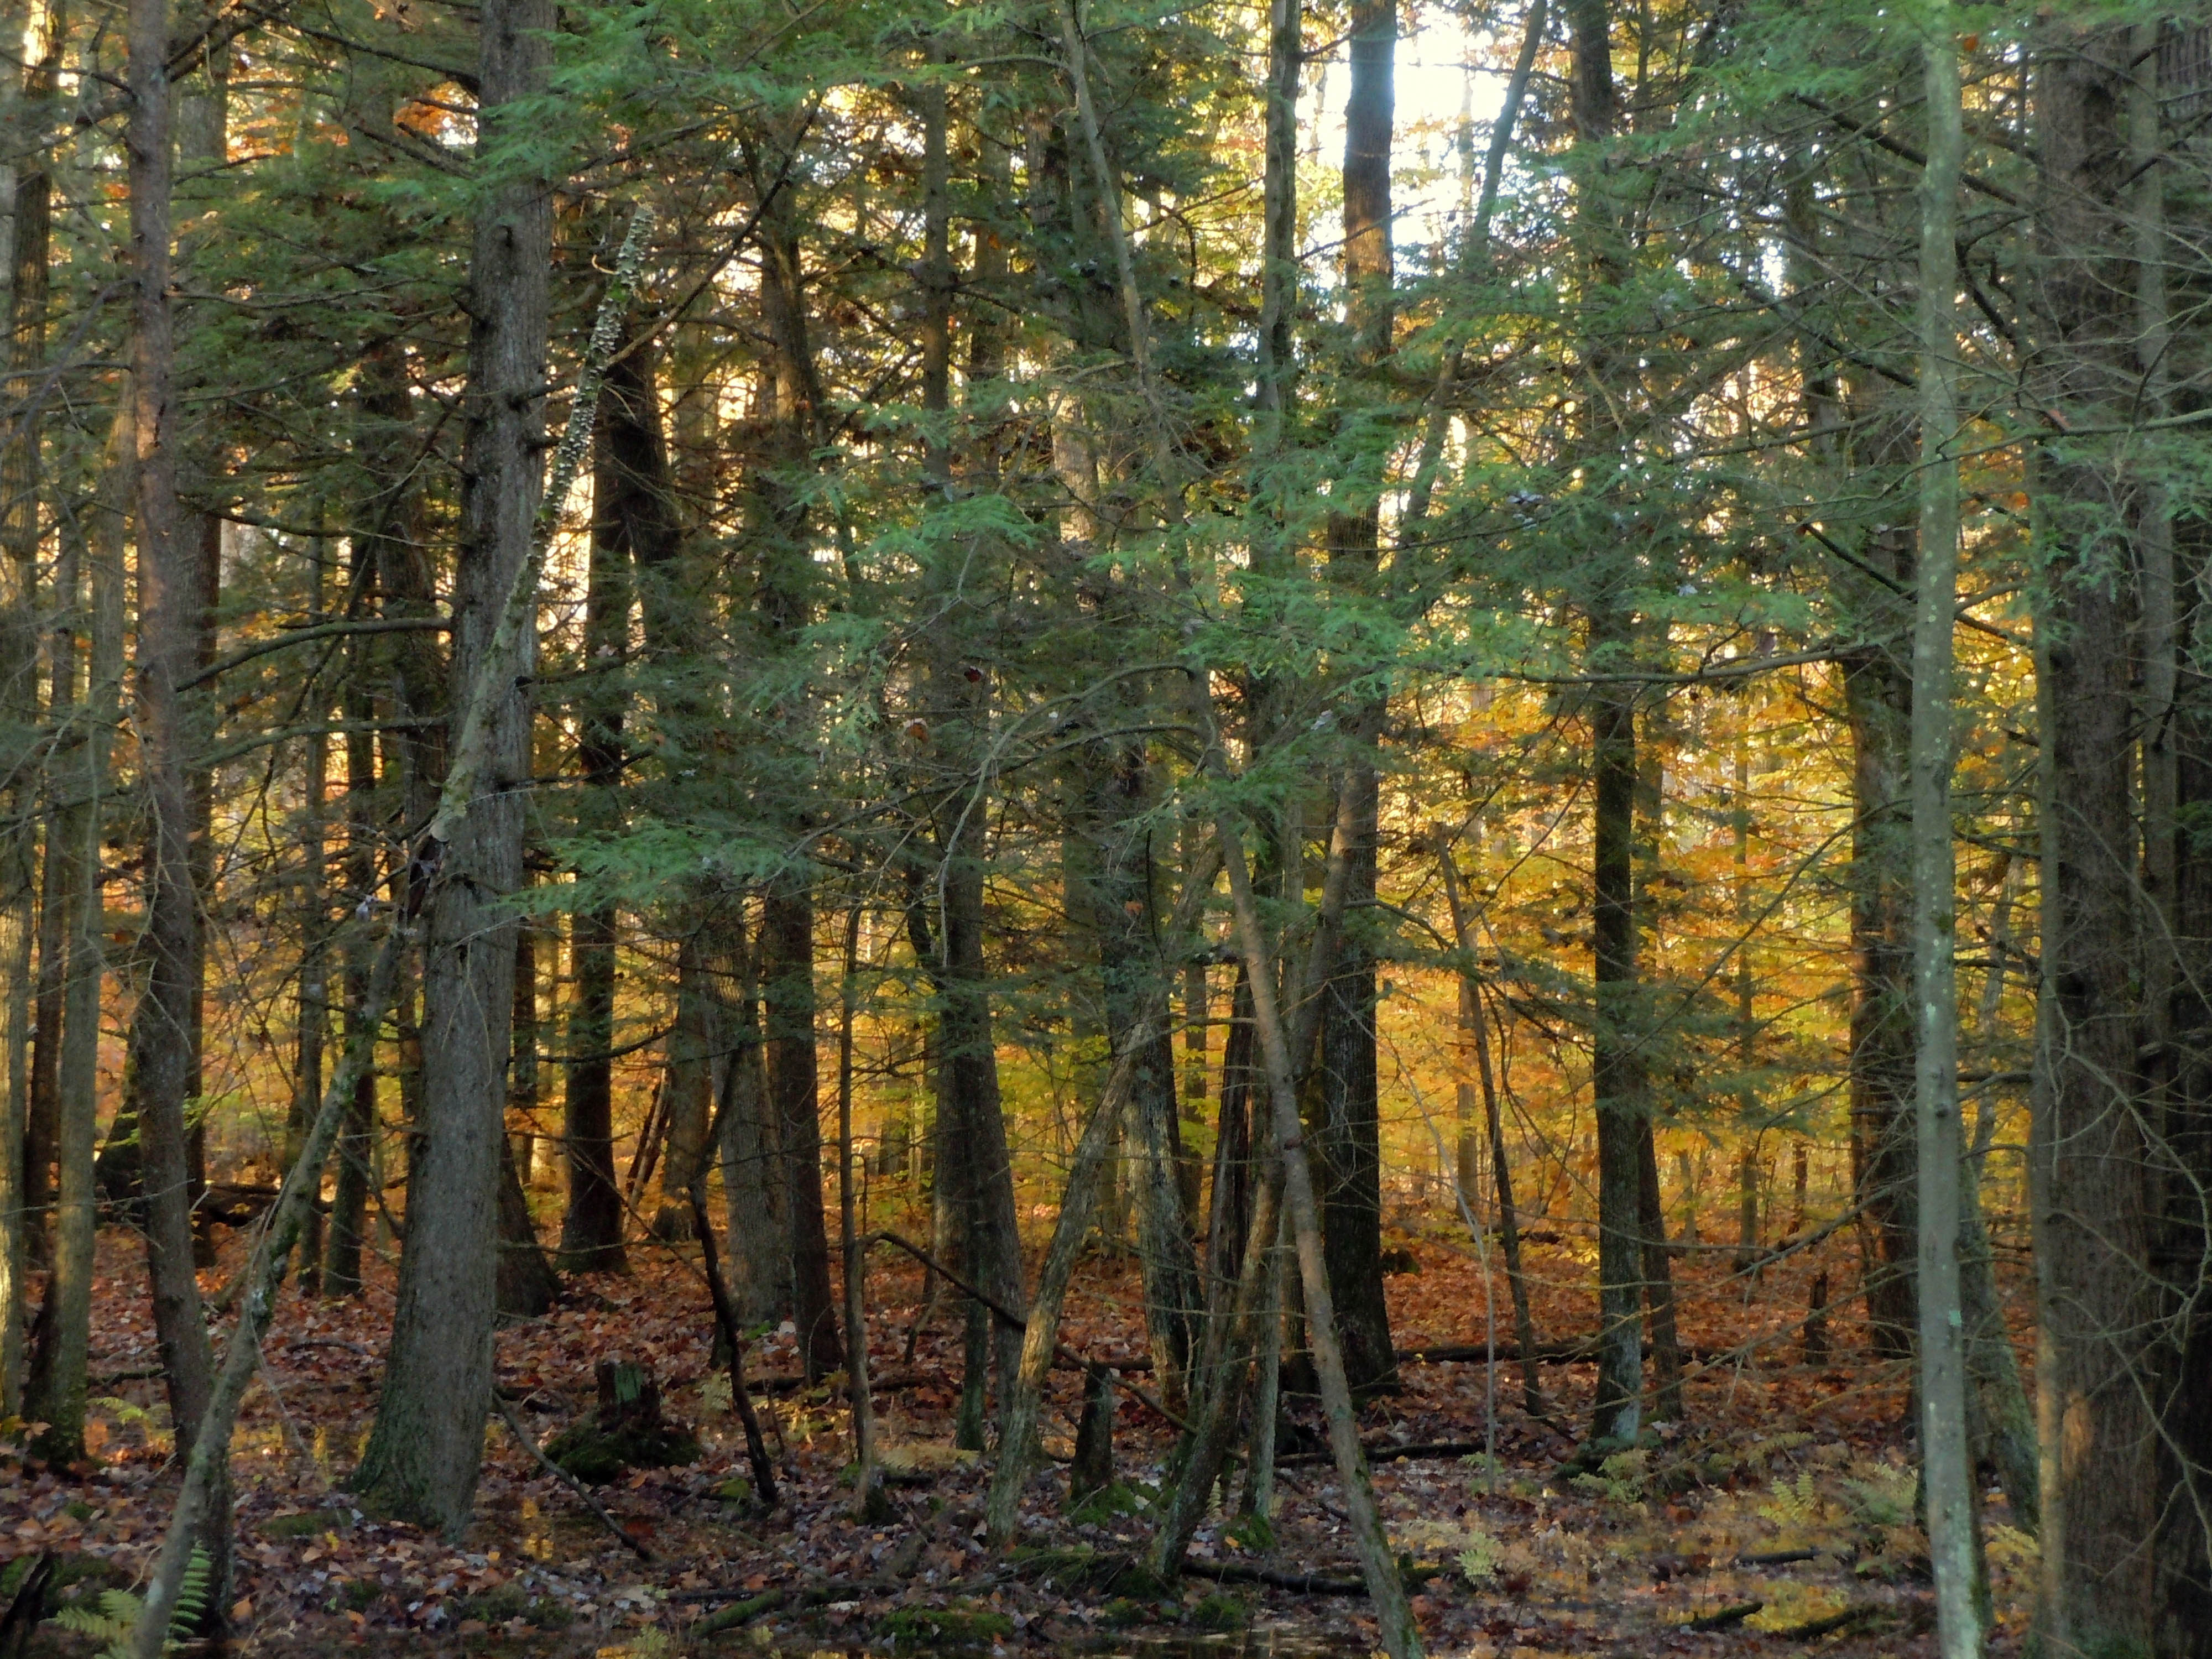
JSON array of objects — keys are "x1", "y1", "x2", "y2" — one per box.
[{"x1": 545, "y1": 1359, "x2": 702, "y2": 1484}]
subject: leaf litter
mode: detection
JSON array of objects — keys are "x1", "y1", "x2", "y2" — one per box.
[{"x1": 0, "y1": 1222, "x2": 2031, "y2": 1656}]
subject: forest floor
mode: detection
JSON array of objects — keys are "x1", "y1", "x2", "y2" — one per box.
[{"x1": 0, "y1": 1205, "x2": 2035, "y2": 1657}]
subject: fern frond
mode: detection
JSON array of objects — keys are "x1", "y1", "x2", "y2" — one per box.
[{"x1": 168, "y1": 1547, "x2": 213, "y2": 1641}]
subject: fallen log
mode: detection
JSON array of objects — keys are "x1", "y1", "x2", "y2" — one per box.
[
  {"x1": 1279, "y1": 1439, "x2": 1492, "y2": 1468},
  {"x1": 1182, "y1": 1559, "x2": 1368, "y2": 1595},
  {"x1": 1687, "y1": 1600, "x2": 1762, "y2": 1632}
]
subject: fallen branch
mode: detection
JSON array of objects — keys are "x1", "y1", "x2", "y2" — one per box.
[
  {"x1": 1687, "y1": 1600, "x2": 1763, "y2": 1631},
  {"x1": 1182, "y1": 1558, "x2": 1368, "y2": 1595},
  {"x1": 685, "y1": 1589, "x2": 785, "y2": 1638},
  {"x1": 1772, "y1": 1604, "x2": 1876, "y2": 1640}
]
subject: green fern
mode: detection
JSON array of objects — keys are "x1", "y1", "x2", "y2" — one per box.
[
  {"x1": 1756, "y1": 1469, "x2": 1822, "y2": 1528},
  {"x1": 46, "y1": 1548, "x2": 212, "y2": 1658}
]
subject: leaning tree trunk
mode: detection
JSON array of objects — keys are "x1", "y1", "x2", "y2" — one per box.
[{"x1": 353, "y1": 0, "x2": 554, "y2": 1535}]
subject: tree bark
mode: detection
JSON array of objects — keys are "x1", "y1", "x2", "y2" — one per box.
[
  {"x1": 1566, "y1": 0, "x2": 1644, "y2": 1449},
  {"x1": 22, "y1": 386, "x2": 124, "y2": 1440},
  {"x1": 112, "y1": 0, "x2": 227, "y2": 1603},
  {"x1": 1908, "y1": 22, "x2": 1980, "y2": 1650},
  {"x1": 718, "y1": 913, "x2": 787, "y2": 1327},
  {"x1": 749, "y1": 166, "x2": 841, "y2": 1383},
  {"x1": 354, "y1": 0, "x2": 554, "y2": 1535},
  {"x1": 6, "y1": 0, "x2": 67, "y2": 1328},
  {"x1": 1314, "y1": 0, "x2": 1398, "y2": 1399},
  {"x1": 559, "y1": 301, "x2": 642, "y2": 1275},
  {"x1": 2030, "y1": 19, "x2": 2158, "y2": 1652}
]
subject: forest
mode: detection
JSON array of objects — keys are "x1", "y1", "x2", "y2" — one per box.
[{"x1": 0, "y1": 0, "x2": 2205, "y2": 1655}]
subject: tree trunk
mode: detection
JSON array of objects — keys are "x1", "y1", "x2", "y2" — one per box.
[
  {"x1": 116, "y1": 0, "x2": 226, "y2": 1599},
  {"x1": 718, "y1": 914, "x2": 788, "y2": 1327},
  {"x1": 1077, "y1": 745, "x2": 1201, "y2": 1411},
  {"x1": 1562, "y1": 0, "x2": 1645, "y2": 1451},
  {"x1": 1219, "y1": 823, "x2": 1422, "y2": 1659},
  {"x1": 354, "y1": 0, "x2": 554, "y2": 1535},
  {"x1": 1438, "y1": 847, "x2": 1543, "y2": 1416},
  {"x1": 561, "y1": 903, "x2": 627, "y2": 1272},
  {"x1": 2031, "y1": 20, "x2": 2159, "y2": 1652},
  {"x1": 748, "y1": 169, "x2": 841, "y2": 1383},
  {"x1": 763, "y1": 891, "x2": 838, "y2": 1378},
  {"x1": 558, "y1": 299, "x2": 645, "y2": 1275},
  {"x1": 1908, "y1": 27, "x2": 1980, "y2": 1647},
  {"x1": 5, "y1": 1, "x2": 67, "y2": 1340},
  {"x1": 22, "y1": 385, "x2": 124, "y2": 1439},
  {"x1": 1314, "y1": 0, "x2": 1397, "y2": 1400}
]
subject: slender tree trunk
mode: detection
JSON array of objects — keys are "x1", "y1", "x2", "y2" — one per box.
[
  {"x1": 322, "y1": 389, "x2": 411, "y2": 1301},
  {"x1": 1438, "y1": 847, "x2": 1543, "y2": 1416},
  {"x1": 749, "y1": 170, "x2": 841, "y2": 1383},
  {"x1": 1220, "y1": 822, "x2": 1422, "y2": 1659},
  {"x1": 1910, "y1": 23, "x2": 1980, "y2": 1652},
  {"x1": 23, "y1": 387, "x2": 124, "y2": 1439},
  {"x1": 559, "y1": 307, "x2": 643, "y2": 1275},
  {"x1": 496, "y1": 902, "x2": 557, "y2": 1317},
  {"x1": 290, "y1": 546, "x2": 331, "y2": 1285},
  {"x1": 175, "y1": 42, "x2": 228, "y2": 1271},
  {"x1": 1564, "y1": 0, "x2": 1644, "y2": 1449},
  {"x1": 0, "y1": 0, "x2": 66, "y2": 1418},
  {"x1": 836, "y1": 909, "x2": 883, "y2": 1519},
  {"x1": 764, "y1": 892, "x2": 838, "y2": 1376},
  {"x1": 354, "y1": 0, "x2": 554, "y2": 1534},
  {"x1": 906, "y1": 69, "x2": 1018, "y2": 1413},
  {"x1": 1314, "y1": 0, "x2": 1398, "y2": 1398},
  {"x1": 511, "y1": 920, "x2": 538, "y2": 1185}
]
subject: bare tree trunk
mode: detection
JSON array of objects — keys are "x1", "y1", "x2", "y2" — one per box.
[
  {"x1": 354, "y1": 0, "x2": 555, "y2": 1535},
  {"x1": 291, "y1": 546, "x2": 331, "y2": 1285},
  {"x1": 836, "y1": 909, "x2": 883, "y2": 1520}
]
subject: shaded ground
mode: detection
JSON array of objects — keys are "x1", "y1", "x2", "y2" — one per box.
[{"x1": 1, "y1": 1205, "x2": 2032, "y2": 1656}]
